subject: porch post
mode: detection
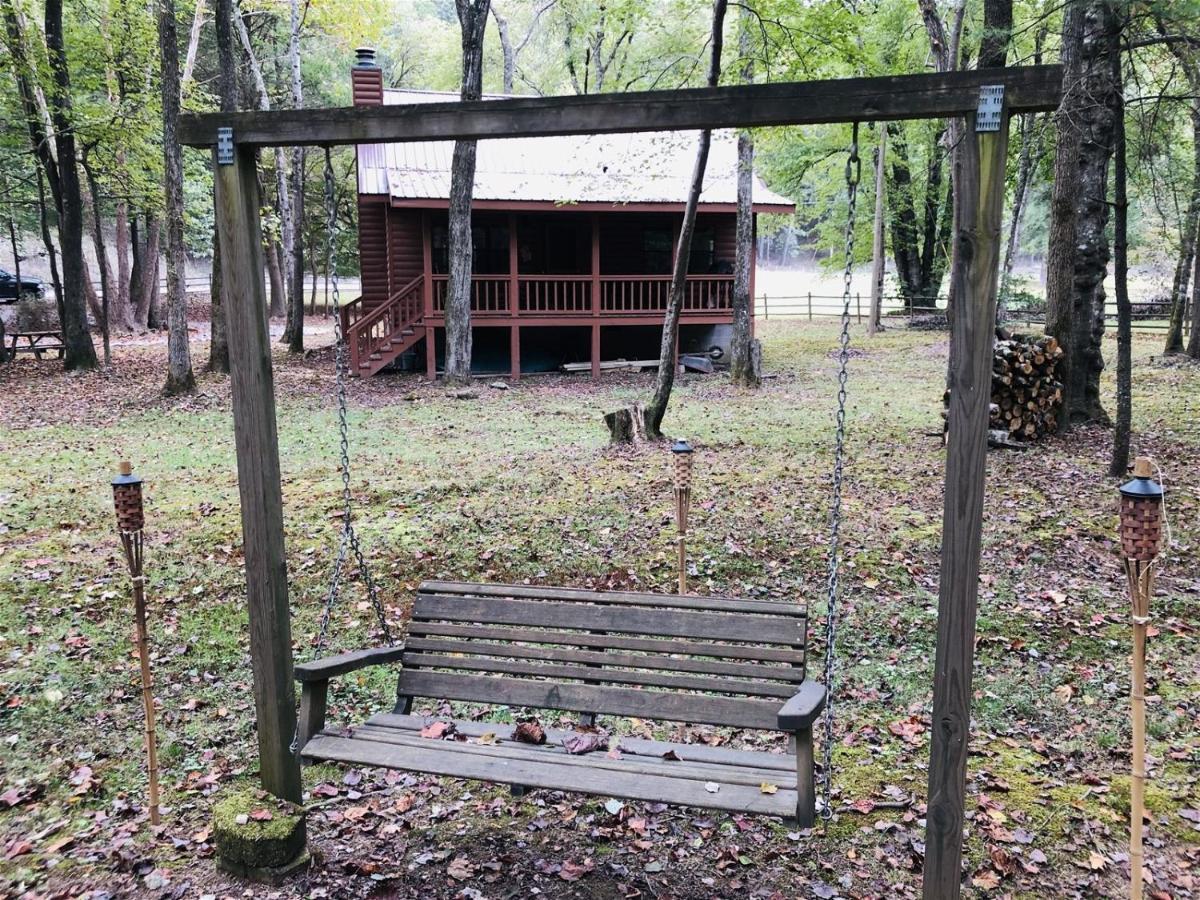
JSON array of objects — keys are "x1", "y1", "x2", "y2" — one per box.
[
  {"x1": 212, "y1": 143, "x2": 302, "y2": 805},
  {"x1": 509, "y1": 214, "x2": 520, "y2": 380},
  {"x1": 422, "y1": 211, "x2": 436, "y2": 380},
  {"x1": 591, "y1": 214, "x2": 601, "y2": 379},
  {"x1": 421, "y1": 211, "x2": 434, "y2": 318},
  {"x1": 750, "y1": 214, "x2": 757, "y2": 337}
]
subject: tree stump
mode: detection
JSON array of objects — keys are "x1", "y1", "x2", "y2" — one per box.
[
  {"x1": 603, "y1": 402, "x2": 647, "y2": 444},
  {"x1": 213, "y1": 785, "x2": 308, "y2": 882}
]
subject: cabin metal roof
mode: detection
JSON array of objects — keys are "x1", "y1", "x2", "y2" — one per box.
[{"x1": 356, "y1": 89, "x2": 794, "y2": 211}]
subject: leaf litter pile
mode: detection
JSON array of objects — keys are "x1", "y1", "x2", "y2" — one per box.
[{"x1": 0, "y1": 323, "x2": 1197, "y2": 898}]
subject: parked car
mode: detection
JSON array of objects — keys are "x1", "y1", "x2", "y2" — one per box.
[{"x1": 0, "y1": 268, "x2": 45, "y2": 302}]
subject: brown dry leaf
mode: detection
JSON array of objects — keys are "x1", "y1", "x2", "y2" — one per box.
[
  {"x1": 559, "y1": 858, "x2": 595, "y2": 881},
  {"x1": 248, "y1": 808, "x2": 273, "y2": 822},
  {"x1": 971, "y1": 869, "x2": 1001, "y2": 890},
  {"x1": 476, "y1": 731, "x2": 498, "y2": 745},
  {"x1": 1053, "y1": 684, "x2": 1074, "y2": 703},
  {"x1": 447, "y1": 856, "x2": 475, "y2": 881},
  {"x1": 760, "y1": 782, "x2": 778, "y2": 795},
  {"x1": 513, "y1": 721, "x2": 546, "y2": 745},
  {"x1": 420, "y1": 721, "x2": 454, "y2": 739}
]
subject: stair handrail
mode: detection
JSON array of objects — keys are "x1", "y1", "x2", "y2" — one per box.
[{"x1": 344, "y1": 275, "x2": 425, "y2": 373}]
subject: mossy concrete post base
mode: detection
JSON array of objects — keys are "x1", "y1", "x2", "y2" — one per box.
[{"x1": 213, "y1": 786, "x2": 308, "y2": 884}]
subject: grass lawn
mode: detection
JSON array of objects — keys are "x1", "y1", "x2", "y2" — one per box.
[{"x1": 0, "y1": 320, "x2": 1196, "y2": 899}]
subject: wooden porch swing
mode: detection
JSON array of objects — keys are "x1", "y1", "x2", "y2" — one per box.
[
  {"x1": 183, "y1": 62, "x2": 1062, "y2": 896},
  {"x1": 292, "y1": 147, "x2": 837, "y2": 823}
]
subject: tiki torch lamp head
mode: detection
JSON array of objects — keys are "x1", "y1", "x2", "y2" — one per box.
[
  {"x1": 111, "y1": 461, "x2": 145, "y2": 533},
  {"x1": 1118, "y1": 457, "x2": 1164, "y2": 562},
  {"x1": 671, "y1": 440, "x2": 693, "y2": 533}
]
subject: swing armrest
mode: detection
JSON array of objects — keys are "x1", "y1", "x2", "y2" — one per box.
[
  {"x1": 294, "y1": 645, "x2": 405, "y2": 683},
  {"x1": 777, "y1": 681, "x2": 827, "y2": 732}
]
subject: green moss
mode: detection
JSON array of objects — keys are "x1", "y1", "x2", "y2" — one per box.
[
  {"x1": 1106, "y1": 772, "x2": 1200, "y2": 843},
  {"x1": 212, "y1": 784, "x2": 307, "y2": 871}
]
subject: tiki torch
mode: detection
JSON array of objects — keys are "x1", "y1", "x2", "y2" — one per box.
[
  {"x1": 111, "y1": 461, "x2": 161, "y2": 827},
  {"x1": 671, "y1": 440, "x2": 694, "y2": 594},
  {"x1": 1118, "y1": 456, "x2": 1164, "y2": 900}
]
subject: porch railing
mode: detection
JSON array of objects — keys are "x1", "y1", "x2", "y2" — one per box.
[
  {"x1": 519, "y1": 275, "x2": 592, "y2": 314},
  {"x1": 601, "y1": 275, "x2": 733, "y2": 314},
  {"x1": 425, "y1": 273, "x2": 735, "y2": 317},
  {"x1": 431, "y1": 274, "x2": 510, "y2": 315}
]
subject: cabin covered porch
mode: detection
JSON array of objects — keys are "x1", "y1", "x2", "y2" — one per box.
[{"x1": 345, "y1": 203, "x2": 756, "y2": 379}]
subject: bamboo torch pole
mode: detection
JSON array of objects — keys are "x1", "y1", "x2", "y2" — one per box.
[
  {"x1": 112, "y1": 461, "x2": 161, "y2": 827},
  {"x1": 1118, "y1": 456, "x2": 1164, "y2": 899},
  {"x1": 671, "y1": 440, "x2": 694, "y2": 595}
]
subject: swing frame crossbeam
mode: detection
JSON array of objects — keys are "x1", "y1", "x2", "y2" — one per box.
[{"x1": 185, "y1": 63, "x2": 1061, "y2": 900}]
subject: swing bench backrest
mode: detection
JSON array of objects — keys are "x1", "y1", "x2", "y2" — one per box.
[{"x1": 397, "y1": 581, "x2": 807, "y2": 730}]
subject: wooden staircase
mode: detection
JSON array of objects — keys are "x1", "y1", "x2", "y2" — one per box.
[{"x1": 340, "y1": 276, "x2": 426, "y2": 378}]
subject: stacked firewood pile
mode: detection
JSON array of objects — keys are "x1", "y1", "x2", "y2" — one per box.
[{"x1": 944, "y1": 330, "x2": 1064, "y2": 445}]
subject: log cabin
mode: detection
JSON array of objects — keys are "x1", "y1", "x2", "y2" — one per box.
[{"x1": 347, "y1": 50, "x2": 794, "y2": 379}]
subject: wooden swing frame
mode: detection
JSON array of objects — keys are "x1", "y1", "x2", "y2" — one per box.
[{"x1": 180, "y1": 63, "x2": 1062, "y2": 899}]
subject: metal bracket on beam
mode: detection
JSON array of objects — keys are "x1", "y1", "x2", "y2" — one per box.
[
  {"x1": 216, "y1": 127, "x2": 235, "y2": 165},
  {"x1": 975, "y1": 85, "x2": 1005, "y2": 132}
]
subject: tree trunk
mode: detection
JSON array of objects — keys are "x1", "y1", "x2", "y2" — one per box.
[
  {"x1": 999, "y1": 112, "x2": 1042, "y2": 317},
  {"x1": 207, "y1": 0, "x2": 237, "y2": 371},
  {"x1": 868, "y1": 125, "x2": 887, "y2": 336},
  {"x1": 444, "y1": 0, "x2": 491, "y2": 385},
  {"x1": 160, "y1": 0, "x2": 197, "y2": 394},
  {"x1": 885, "y1": 125, "x2": 944, "y2": 310},
  {"x1": 114, "y1": 188, "x2": 133, "y2": 328},
  {"x1": 267, "y1": 236, "x2": 286, "y2": 318},
  {"x1": 492, "y1": 5, "x2": 515, "y2": 93},
  {"x1": 233, "y1": 7, "x2": 294, "y2": 321},
  {"x1": 145, "y1": 236, "x2": 162, "y2": 331},
  {"x1": 1045, "y1": 0, "x2": 1116, "y2": 429},
  {"x1": 1188, "y1": 230, "x2": 1200, "y2": 359},
  {"x1": 729, "y1": 5, "x2": 757, "y2": 387},
  {"x1": 638, "y1": 0, "x2": 728, "y2": 441},
  {"x1": 36, "y1": 168, "x2": 64, "y2": 328},
  {"x1": 130, "y1": 215, "x2": 143, "y2": 328},
  {"x1": 82, "y1": 157, "x2": 112, "y2": 365},
  {"x1": 979, "y1": 0, "x2": 1014, "y2": 70},
  {"x1": 1164, "y1": 107, "x2": 1200, "y2": 354},
  {"x1": 1, "y1": 187, "x2": 14, "y2": 364},
  {"x1": 283, "y1": 0, "x2": 305, "y2": 352},
  {"x1": 134, "y1": 216, "x2": 162, "y2": 328},
  {"x1": 1109, "y1": 31, "x2": 1130, "y2": 478},
  {"x1": 208, "y1": 221, "x2": 229, "y2": 371},
  {"x1": 38, "y1": 0, "x2": 98, "y2": 370},
  {"x1": 181, "y1": 0, "x2": 204, "y2": 89}
]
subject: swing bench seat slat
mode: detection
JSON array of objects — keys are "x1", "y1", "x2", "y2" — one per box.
[{"x1": 296, "y1": 581, "x2": 826, "y2": 824}]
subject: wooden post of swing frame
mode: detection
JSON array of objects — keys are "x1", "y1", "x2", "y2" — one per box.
[
  {"x1": 212, "y1": 136, "x2": 303, "y2": 805},
  {"x1": 922, "y1": 90, "x2": 1010, "y2": 899}
]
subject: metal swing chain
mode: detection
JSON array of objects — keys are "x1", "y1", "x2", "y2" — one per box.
[
  {"x1": 818, "y1": 122, "x2": 860, "y2": 822},
  {"x1": 315, "y1": 147, "x2": 394, "y2": 657}
]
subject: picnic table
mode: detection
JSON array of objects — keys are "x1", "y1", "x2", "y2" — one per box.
[{"x1": 9, "y1": 330, "x2": 65, "y2": 360}]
